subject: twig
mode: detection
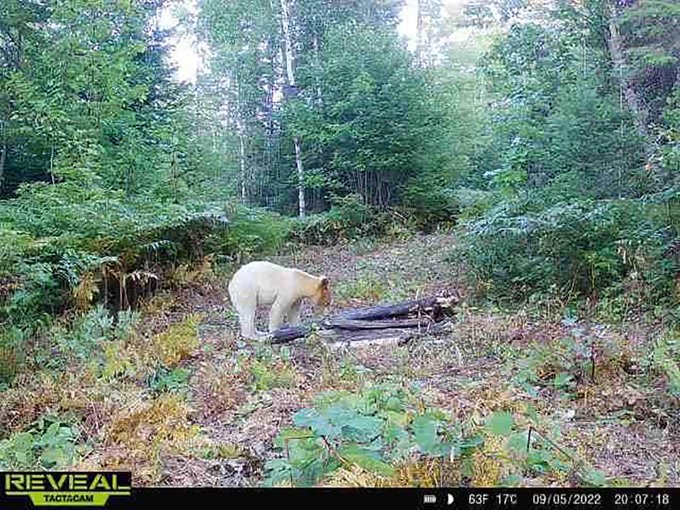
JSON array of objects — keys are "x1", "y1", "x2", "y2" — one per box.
[
  {"x1": 284, "y1": 438, "x2": 293, "y2": 487},
  {"x1": 416, "y1": 288, "x2": 422, "y2": 337},
  {"x1": 321, "y1": 436, "x2": 349, "y2": 466},
  {"x1": 527, "y1": 425, "x2": 599, "y2": 482},
  {"x1": 530, "y1": 427, "x2": 579, "y2": 464},
  {"x1": 590, "y1": 341, "x2": 596, "y2": 383}
]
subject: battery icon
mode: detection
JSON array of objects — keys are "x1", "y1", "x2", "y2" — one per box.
[{"x1": 424, "y1": 494, "x2": 437, "y2": 504}]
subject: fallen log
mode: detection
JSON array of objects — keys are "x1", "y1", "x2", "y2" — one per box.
[
  {"x1": 320, "y1": 327, "x2": 414, "y2": 348},
  {"x1": 338, "y1": 295, "x2": 458, "y2": 321},
  {"x1": 326, "y1": 317, "x2": 432, "y2": 330},
  {"x1": 322, "y1": 321, "x2": 451, "y2": 348},
  {"x1": 270, "y1": 294, "x2": 458, "y2": 344},
  {"x1": 270, "y1": 324, "x2": 314, "y2": 343}
]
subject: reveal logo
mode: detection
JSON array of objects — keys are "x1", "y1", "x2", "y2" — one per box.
[{"x1": 2, "y1": 472, "x2": 131, "y2": 507}]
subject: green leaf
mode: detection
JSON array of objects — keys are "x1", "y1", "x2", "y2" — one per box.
[
  {"x1": 286, "y1": 438, "x2": 325, "y2": 466},
  {"x1": 385, "y1": 410, "x2": 409, "y2": 427},
  {"x1": 280, "y1": 428, "x2": 315, "y2": 440},
  {"x1": 385, "y1": 396, "x2": 403, "y2": 412},
  {"x1": 14, "y1": 432, "x2": 34, "y2": 451},
  {"x1": 40, "y1": 447, "x2": 69, "y2": 468},
  {"x1": 338, "y1": 444, "x2": 395, "y2": 477},
  {"x1": 486, "y1": 411, "x2": 514, "y2": 436},
  {"x1": 457, "y1": 435, "x2": 484, "y2": 451},
  {"x1": 45, "y1": 422, "x2": 61, "y2": 439},
  {"x1": 500, "y1": 474, "x2": 523, "y2": 487},
  {"x1": 412, "y1": 414, "x2": 449, "y2": 456},
  {"x1": 412, "y1": 415, "x2": 438, "y2": 452},
  {"x1": 263, "y1": 458, "x2": 293, "y2": 487},
  {"x1": 507, "y1": 431, "x2": 529, "y2": 453},
  {"x1": 293, "y1": 408, "x2": 338, "y2": 439},
  {"x1": 341, "y1": 415, "x2": 384, "y2": 443},
  {"x1": 526, "y1": 449, "x2": 554, "y2": 473},
  {"x1": 324, "y1": 404, "x2": 358, "y2": 425},
  {"x1": 524, "y1": 404, "x2": 539, "y2": 423},
  {"x1": 274, "y1": 428, "x2": 314, "y2": 448},
  {"x1": 553, "y1": 372, "x2": 574, "y2": 390},
  {"x1": 582, "y1": 468, "x2": 607, "y2": 487},
  {"x1": 15, "y1": 449, "x2": 31, "y2": 467}
]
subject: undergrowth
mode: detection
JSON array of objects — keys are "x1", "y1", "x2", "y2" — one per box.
[{"x1": 263, "y1": 381, "x2": 610, "y2": 488}]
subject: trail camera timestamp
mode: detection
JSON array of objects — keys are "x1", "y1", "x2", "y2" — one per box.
[
  {"x1": 532, "y1": 493, "x2": 602, "y2": 506},
  {"x1": 458, "y1": 490, "x2": 675, "y2": 509},
  {"x1": 614, "y1": 492, "x2": 672, "y2": 507}
]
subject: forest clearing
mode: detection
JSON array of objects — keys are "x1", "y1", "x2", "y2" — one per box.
[
  {"x1": 0, "y1": 0, "x2": 679, "y2": 492},
  {"x1": 2, "y1": 232, "x2": 678, "y2": 487}
]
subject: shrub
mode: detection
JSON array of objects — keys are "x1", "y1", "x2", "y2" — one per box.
[
  {"x1": 289, "y1": 194, "x2": 397, "y2": 245},
  {"x1": 401, "y1": 174, "x2": 459, "y2": 231},
  {"x1": 456, "y1": 197, "x2": 677, "y2": 302},
  {"x1": 148, "y1": 366, "x2": 192, "y2": 395},
  {"x1": 0, "y1": 190, "x2": 292, "y2": 329},
  {"x1": 0, "y1": 415, "x2": 87, "y2": 470},
  {"x1": 651, "y1": 336, "x2": 680, "y2": 398},
  {"x1": 216, "y1": 205, "x2": 292, "y2": 262},
  {"x1": 453, "y1": 187, "x2": 500, "y2": 221},
  {"x1": 264, "y1": 383, "x2": 482, "y2": 487},
  {"x1": 45, "y1": 306, "x2": 139, "y2": 367}
]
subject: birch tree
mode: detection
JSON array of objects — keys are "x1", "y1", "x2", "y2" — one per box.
[{"x1": 279, "y1": 0, "x2": 306, "y2": 217}]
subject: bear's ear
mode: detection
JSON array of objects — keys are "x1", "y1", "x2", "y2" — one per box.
[{"x1": 320, "y1": 276, "x2": 330, "y2": 288}]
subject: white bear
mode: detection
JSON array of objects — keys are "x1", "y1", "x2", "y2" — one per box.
[{"x1": 228, "y1": 261, "x2": 331, "y2": 340}]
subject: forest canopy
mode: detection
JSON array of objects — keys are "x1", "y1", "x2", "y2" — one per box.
[{"x1": 0, "y1": 0, "x2": 678, "y2": 326}]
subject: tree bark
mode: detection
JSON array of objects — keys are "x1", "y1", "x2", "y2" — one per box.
[
  {"x1": 312, "y1": 32, "x2": 322, "y2": 106},
  {"x1": 234, "y1": 78, "x2": 248, "y2": 204},
  {"x1": 606, "y1": 1, "x2": 650, "y2": 156},
  {"x1": 270, "y1": 295, "x2": 459, "y2": 344},
  {"x1": 49, "y1": 144, "x2": 55, "y2": 184},
  {"x1": 416, "y1": 0, "x2": 437, "y2": 68},
  {"x1": 294, "y1": 137, "x2": 305, "y2": 217},
  {"x1": 326, "y1": 317, "x2": 432, "y2": 330},
  {"x1": 279, "y1": 0, "x2": 306, "y2": 217},
  {"x1": 0, "y1": 141, "x2": 6, "y2": 192},
  {"x1": 320, "y1": 327, "x2": 423, "y2": 345},
  {"x1": 273, "y1": 320, "x2": 451, "y2": 346},
  {"x1": 416, "y1": 0, "x2": 425, "y2": 66},
  {"x1": 339, "y1": 295, "x2": 458, "y2": 321},
  {"x1": 237, "y1": 120, "x2": 247, "y2": 203}
]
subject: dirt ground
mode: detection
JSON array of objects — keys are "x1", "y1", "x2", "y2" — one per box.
[{"x1": 151, "y1": 231, "x2": 679, "y2": 486}]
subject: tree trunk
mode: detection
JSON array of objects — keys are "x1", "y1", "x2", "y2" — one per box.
[
  {"x1": 272, "y1": 320, "x2": 452, "y2": 345},
  {"x1": 326, "y1": 317, "x2": 431, "y2": 330},
  {"x1": 279, "y1": 0, "x2": 305, "y2": 217},
  {"x1": 339, "y1": 295, "x2": 458, "y2": 321},
  {"x1": 233, "y1": 77, "x2": 248, "y2": 204},
  {"x1": 237, "y1": 119, "x2": 247, "y2": 203},
  {"x1": 606, "y1": 1, "x2": 650, "y2": 156},
  {"x1": 264, "y1": 35, "x2": 277, "y2": 202},
  {"x1": 312, "y1": 32, "x2": 322, "y2": 106},
  {"x1": 0, "y1": 141, "x2": 6, "y2": 192},
  {"x1": 293, "y1": 138, "x2": 305, "y2": 216},
  {"x1": 49, "y1": 144, "x2": 55, "y2": 184},
  {"x1": 319, "y1": 326, "x2": 441, "y2": 346},
  {"x1": 416, "y1": 0, "x2": 437, "y2": 68},
  {"x1": 416, "y1": 0, "x2": 424, "y2": 66}
]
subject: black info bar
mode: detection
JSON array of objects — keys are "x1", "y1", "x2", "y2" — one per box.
[{"x1": 0, "y1": 473, "x2": 677, "y2": 510}]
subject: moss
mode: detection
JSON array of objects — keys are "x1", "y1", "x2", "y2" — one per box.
[{"x1": 153, "y1": 315, "x2": 200, "y2": 367}]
